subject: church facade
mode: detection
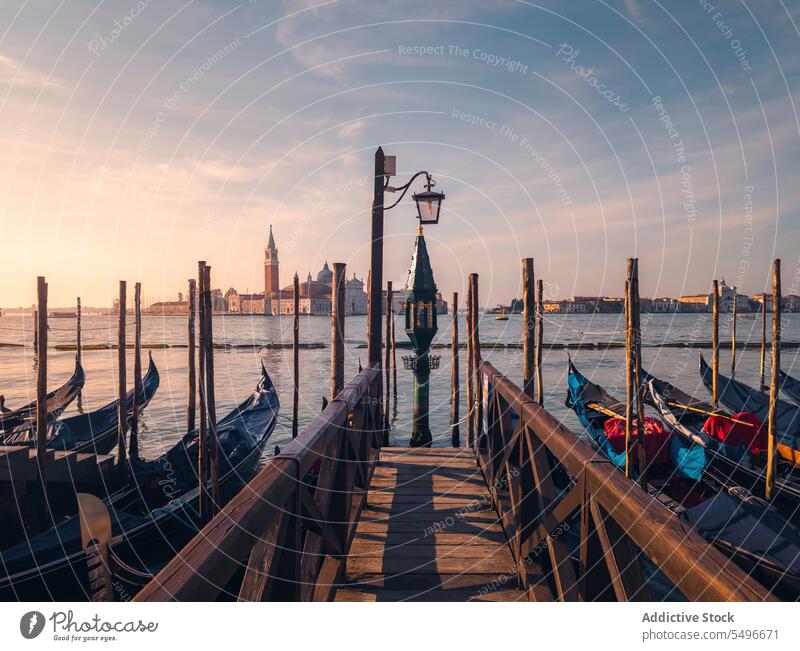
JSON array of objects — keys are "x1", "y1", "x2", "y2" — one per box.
[{"x1": 265, "y1": 227, "x2": 368, "y2": 316}]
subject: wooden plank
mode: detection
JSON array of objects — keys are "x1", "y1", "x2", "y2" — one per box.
[
  {"x1": 345, "y1": 555, "x2": 514, "y2": 576},
  {"x1": 335, "y1": 588, "x2": 527, "y2": 602}
]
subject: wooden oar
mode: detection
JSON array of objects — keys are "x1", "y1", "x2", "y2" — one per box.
[
  {"x1": 586, "y1": 402, "x2": 625, "y2": 420},
  {"x1": 667, "y1": 401, "x2": 755, "y2": 427}
]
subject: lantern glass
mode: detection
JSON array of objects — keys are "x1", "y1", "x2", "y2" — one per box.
[{"x1": 413, "y1": 190, "x2": 444, "y2": 224}]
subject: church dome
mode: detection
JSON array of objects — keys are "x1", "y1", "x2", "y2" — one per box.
[{"x1": 317, "y1": 261, "x2": 333, "y2": 283}]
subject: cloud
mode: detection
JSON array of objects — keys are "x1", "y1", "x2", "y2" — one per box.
[{"x1": 0, "y1": 53, "x2": 67, "y2": 93}]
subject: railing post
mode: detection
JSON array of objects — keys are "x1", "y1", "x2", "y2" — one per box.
[
  {"x1": 197, "y1": 262, "x2": 208, "y2": 519},
  {"x1": 331, "y1": 263, "x2": 346, "y2": 401},
  {"x1": 384, "y1": 280, "x2": 392, "y2": 441},
  {"x1": 766, "y1": 259, "x2": 781, "y2": 501},
  {"x1": 470, "y1": 273, "x2": 482, "y2": 443},
  {"x1": 450, "y1": 291, "x2": 459, "y2": 447}
]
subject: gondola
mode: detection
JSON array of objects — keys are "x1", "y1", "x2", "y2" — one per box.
[
  {"x1": 0, "y1": 357, "x2": 85, "y2": 433},
  {"x1": 779, "y1": 369, "x2": 800, "y2": 406},
  {"x1": 0, "y1": 364, "x2": 279, "y2": 601},
  {"x1": 0, "y1": 353, "x2": 159, "y2": 454},
  {"x1": 644, "y1": 369, "x2": 800, "y2": 522},
  {"x1": 567, "y1": 359, "x2": 800, "y2": 599},
  {"x1": 700, "y1": 353, "x2": 800, "y2": 466}
]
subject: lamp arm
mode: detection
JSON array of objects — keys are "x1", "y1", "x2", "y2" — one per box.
[{"x1": 384, "y1": 171, "x2": 431, "y2": 211}]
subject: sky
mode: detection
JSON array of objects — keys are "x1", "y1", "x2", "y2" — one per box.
[{"x1": 1, "y1": 0, "x2": 799, "y2": 308}]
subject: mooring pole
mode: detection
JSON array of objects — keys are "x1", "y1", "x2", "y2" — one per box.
[
  {"x1": 116, "y1": 281, "x2": 128, "y2": 477},
  {"x1": 203, "y1": 265, "x2": 220, "y2": 510},
  {"x1": 760, "y1": 294, "x2": 767, "y2": 392},
  {"x1": 470, "y1": 273, "x2": 482, "y2": 442},
  {"x1": 450, "y1": 291, "x2": 460, "y2": 447},
  {"x1": 391, "y1": 308, "x2": 398, "y2": 416},
  {"x1": 187, "y1": 279, "x2": 197, "y2": 432},
  {"x1": 712, "y1": 280, "x2": 719, "y2": 406},
  {"x1": 536, "y1": 278, "x2": 544, "y2": 406},
  {"x1": 197, "y1": 263, "x2": 208, "y2": 520},
  {"x1": 522, "y1": 258, "x2": 535, "y2": 399},
  {"x1": 368, "y1": 147, "x2": 385, "y2": 368},
  {"x1": 292, "y1": 272, "x2": 300, "y2": 438},
  {"x1": 624, "y1": 277, "x2": 633, "y2": 480},
  {"x1": 466, "y1": 279, "x2": 474, "y2": 449},
  {"x1": 35, "y1": 277, "x2": 48, "y2": 520},
  {"x1": 629, "y1": 259, "x2": 647, "y2": 489},
  {"x1": 766, "y1": 259, "x2": 781, "y2": 501},
  {"x1": 384, "y1": 281, "x2": 393, "y2": 441},
  {"x1": 731, "y1": 286, "x2": 737, "y2": 377},
  {"x1": 33, "y1": 308, "x2": 38, "y2": 352},
  {"x1": 331, "y1": 263, "x2": 346, "y2": 401},
  {"x1": 76, "y1": 296, "x2": 82, "y2": 364},
  {"x1": 129, "y1": 282, "x2": 142, "y2": 461}
]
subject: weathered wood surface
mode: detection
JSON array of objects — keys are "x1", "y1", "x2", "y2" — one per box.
[{"x1": 335, "y1": 447, "x2": 527, "y2": 602}]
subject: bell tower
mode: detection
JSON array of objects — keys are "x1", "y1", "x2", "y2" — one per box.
[{"x1": 264, "y1": 225, "x2": 279, "y2": 296}]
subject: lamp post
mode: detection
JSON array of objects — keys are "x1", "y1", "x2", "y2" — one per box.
[
  {"x1": 368, "y1": 149, "x2": 445, "y2": 447},
  {"x1": 402, "y1": 225, "x2": 441, "y2": 447}
]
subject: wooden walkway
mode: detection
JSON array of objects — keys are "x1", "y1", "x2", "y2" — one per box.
[{"x1": 335, "y1": 447, "x2": 527, "y2": 602}]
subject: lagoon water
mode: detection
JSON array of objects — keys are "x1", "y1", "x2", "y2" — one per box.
[{"x1": 2, "y1": 312, "x2": 800, "y2": 463}]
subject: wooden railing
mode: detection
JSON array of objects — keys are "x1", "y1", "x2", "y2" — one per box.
[
  {"x1": 135, "y1": 365, "x2": 383, "y2": 602},
  {"x1": 475, "y1": 360, "x2": 774, "y2": 602}
]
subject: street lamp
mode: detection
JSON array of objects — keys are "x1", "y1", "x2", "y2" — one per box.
[{"x1": 385, "y1": 169, "x2": 445, "y2": 225}]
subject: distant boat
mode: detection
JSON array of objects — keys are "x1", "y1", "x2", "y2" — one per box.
[
  {"x1": 49, "y1": 312, "x2": 76, "y2": 319},
  {"x1": 494, "y1": 314, "x2": 509, "y2": 321}
]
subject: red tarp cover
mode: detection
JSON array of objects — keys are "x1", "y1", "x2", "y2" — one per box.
[
  {"x1": 702, "y1": 411, "x2": 766, "y2": 455},
  {"x1": 603, "y1": 416, "x2": 672, "y2": 464}
]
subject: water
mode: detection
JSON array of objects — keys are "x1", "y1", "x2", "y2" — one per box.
[{"x1": 2, "y1": 312, "x2": 800, "y2": 461}]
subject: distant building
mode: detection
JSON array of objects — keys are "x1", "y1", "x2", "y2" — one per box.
[
  {"x1": 147, "y1": 300, "x2": 189, "y2": 315},
  {"x1": 211, "y1": 288, "x2": 225, "y2": 313},
  {"x1": 346, "y1": 274, "x2": 368, "y2": 315}
]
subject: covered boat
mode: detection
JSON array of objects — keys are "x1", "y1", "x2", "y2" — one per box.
[
  {"x1": 645, "y1": 371, "x2": 800, "y2": 522},
  {"x1": 567, "y1": 359, "x2": 800, "y2": 598},
  {"x1": 700, "y1": 353, "x2": 800, "y2": 466},
  {"x1": 0, "y1": 357, "x2": 85, "y2": 433},
  {"x1": 0, "y1": 353, "x2": 159, "y2": 454},
  {"x1": 779, "y1": 369, "x2": 800, "y2": 406},
  {"x1": 0, "y1": 364, "x2": 279, "y2": 601}
]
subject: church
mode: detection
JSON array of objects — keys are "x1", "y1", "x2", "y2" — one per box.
[{"x1": 265, "y1": 226, "x2": 368, "y2": 316}]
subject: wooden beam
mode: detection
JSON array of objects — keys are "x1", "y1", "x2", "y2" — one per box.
[
  {"x1": 367, "y1": 147, "x2": 385, "y2": 366},
  {"x1": 450, "y1": 291, "x2": 459, "y2": 447},
  {"x1": 35, "y1": 277, "x2": 48, "y2": 519},
  {"x1": 187, "y1": 278, "x2": 197, "y2": 433},
  {"x1": 331, "y1": 263, "x2": 346, "y2": 401},
  {"x1": 197, "y1": 262, "x2": 208, "y2": 520},
  {"x1": 293, "y1": 272, "x2": 300, "y2": 438},
  {"x1": 522, "y1": 258, "x2": 535, "y2": 399},
  {"x1": 384, "y1": 280, "x2": 392, "y2": 437},
  {"x1": 202, "y1": 265, "x2": 220, "y2": 511},
  {"x1": 712, "y1": 279, "x2": 719, "y2": 406},
  {"x1": 760, "y1": 294, "x2": 767, "y2": 392},
  {"x1": 466, "y1": 279, "x2": 474, "y2": 448},
  {"x1": 116, "y1": 280, "x2": 127, "y2": 477},
  {"x1": 731, "y1": 286, "x2": 737, "y2": 377},
  {"x1": 536, "y1": 278, "x2": 544, "y2": 406},
  {"x1": 129, "y1": 282, "x2": 142, "y2": 461}
]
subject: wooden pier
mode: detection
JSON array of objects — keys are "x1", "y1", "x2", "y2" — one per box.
[
  {"x1": 135, "y1": 359, "x2": 773, "y2": 602},
  {"x1": 335, "y1": 447, "x2": 524, "y2": 601}
]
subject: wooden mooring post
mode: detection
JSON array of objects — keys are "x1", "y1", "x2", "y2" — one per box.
[
  {"x1": 292, "y1": 272, "x2": 300, "y2": 438},
  {"x1": 391, "y1": 307, "x2": 397, "y2": 416},
  {"x1": 470, "y1": 273, "x2": 482, "y2": 442},
  {"x1": 367, "y1": 147, "x2": 385, "y2": 368},
  {"x1": 760, "y1": 294, "x2": 767, "y2": 392},
  {"x1": 331, "y1": 263, "x2": 346, "y2": 401},
  {"x1": 625, "y1": 260, "x2": 647, "y2": 487},
  {"x1": 197, "y1": 264, "x2": 209, "y2": 520},
  {"x1": 535, "y1": 278, "x2": 544, "y2": 405},
  {"x1": 766, "y1": 259, "x2": 781, "y2": 501},
  {"x1": 116, "y1": 281, "x2": 128, "y2": 478},
  {"x1": 711, "y1": 279, "x2": 719, "y2": 406},
  {"x1": 202, "y1": 264, "x2": 220, "y2": 510},
  {"x1": 522, "y1": 258, "x2": 535, "y2": 399},
  {"x1": 35, "y1": 277, "x2": 48, "y2": 520},
  {"x1": 450, "y1": 291, "x2": 459, "y2": 447},
  {"x1": 129, "y1": 282, "x2": 142, "y2": 461},
  {"x1": 731, "y1": 286, "x2": 737, "y2": 377},
  {"x1": 187, "y1": 279, "x2": 197, "y2": 432},
  {"x1": 76, "y1": 296, "x2": 82, "y2": 363},
  {"x1": 384, "y1": 280, "x2": 392, "y2": 439},
  {"x1": 466, "y1": 279, "x2": 474, "y2": 448}
]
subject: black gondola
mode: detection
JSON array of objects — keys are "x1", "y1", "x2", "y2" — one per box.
[
  {"x1": 700, "y1": 353, "x2": 800, "y2": 468},
  {"x1": 567, "y1": 359, "x2": 800, "y2": 599},
  {"x1": 0, "y1": 357, "x2": 85, "y2": 434},
  {"x1": 0, "y1": 364, "x2": 279, "y2": 601},
  {"x1": 0, "y1": 353, "x2": 159, "y2": 454},
  {"x1": 644, "y1": 367, "x2": 800, "y2": 523},
  {"x1": 779, "y1": 369, "x2": 800, "y2": 406}
]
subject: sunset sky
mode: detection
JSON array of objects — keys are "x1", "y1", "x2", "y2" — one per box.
[{"x1": 1, "y1": 0, "x2": 799, "y2": 308}]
